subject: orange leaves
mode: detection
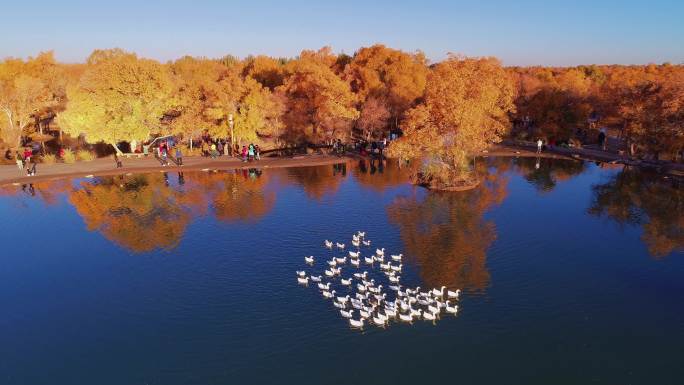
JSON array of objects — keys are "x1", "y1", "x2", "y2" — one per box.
[
  {"x1": 390, "y1": 56, "x2": 515, "y2": 185},
  {"x1": 345, "y1": 44, "x2": 428, "y2": 138},
  {"x1": 277, "y1": 51, "x2": 359, "y2": 142}
]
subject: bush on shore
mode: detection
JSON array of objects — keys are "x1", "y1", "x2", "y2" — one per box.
[
  {"x1": 76, "y1": 150, "x2": 95, "y2": 161},
  {"x1": 42, "y1": 154, "x2": 57, "y2": 164},
  {"x1": 62, "y1": 149, "x2": 76, "y2": 163}
]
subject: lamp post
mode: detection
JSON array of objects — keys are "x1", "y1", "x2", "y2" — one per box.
[{"x1": 228, "y1": 113, "x2": 235, "y2": 156}]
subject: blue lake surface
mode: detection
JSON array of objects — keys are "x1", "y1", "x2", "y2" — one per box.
[{"x1": 0, "y1": 157, "x2": 682, "y2": 385}]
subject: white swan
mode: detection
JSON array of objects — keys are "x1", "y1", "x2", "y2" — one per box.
[
  {"x1": 389, "y1": 275, "x2": 400, "y2": 283},
  {"x1": 399, "y1": 313, "x2": 413, "y2": 323},
  {"x1": 364, "y1": 256, "x2": 374, "y2": 264},
  {"x1": 423, "y1": 310, "x2": 437, "y2": 321},
  {"x1": 375, "y1": 248, "x2": 385, "y2": 256},
  {"x1": 348, "y1": 251, "x2": 360, "y2": 258},
  {"x1": 310, "y1": 275, "x2": 322, "y2": 282},
  {"x1": 304, "y1": 256, "x2": 314, "y2": 264},
  {"x1": 390, "y1": 264, "x2": 402, "y2": 272},
  {"x1": 410, "y1": 308, "x2": 422, "y2": 317},
  {"x1": 359, "y1": 309, "x2": 372, "y2": 318},
  {"x1": 336, "y1": 242, "x2": 345, "y2": 249},
  {"x1": 351, "y1": 240, "x2": 360, "y2": 247},
  {"x1": 322, "y1": 290, "x2": 336, "y2": 299},
  {"x1": 357, "y1": 283, "x2": 367, "y2": 292},
  {"x1": 327, "y1": 260, "x2": 337, "y2": 267},
  {"x1": 391, "y1": 253, "x2": 403, "y2": 261},
  {"x1": 341, "y1": 277, "x2": 353, "y2": 286},
  {"x1": 352, "y1": 234, "x2": 360, "y2": 242},
  {"x1": 445, "y1": 301, "x2": 459, "y2": 314},
  {"x1": 362, "y1": 240, "x2": 371, "y2": 246},
  {"x1": 296, "y1": 270, "x2": 306, "y2": 277},
  {"x1": 427, "y1": 304, "x2": 441, "y2": 316},
  {"x1": 349, "y1": 318, "x2": 364, "y2": 328},
  {"x1": 372, "y1": 315, "x2": 387, "y2": 327},
  {"x1": 340, "y1": 309, "x2": 354, "y2": 318},
  {"x1": 431, "y1": 286, "x2": 446, "y2": 297},
  {"x1": 324, "y1": 269, "x2": 334, "y2": 277},
  {"x1": 324, "y1": 240, "x2": 333, "y2": 249},
  {"x1": 375, "y1": 255, "x2": 384, "y2": 262},
  {"x1": 350, "y1": 258, "x2": 360, "y2": 267},
  {"x1": 447, "y1": 289, "x2": 461, "y2": 299},
  {"x1": 389, "y1": 284, "x2": 401, "y2": 291},
  {"x1": 335, "y1": 257, "x2": 347, "y2": 264},
  {"x1": 357, "y1": 231, "x2": 366, "y2": 237},
  {"x1": 353, "y1": 271, "x2": 367, "y2": 279},
  {"x1": 380, "y1": 262, "x2": 391, "y2": 270},
  {"x1": 317, "y1": 282, "x2": 330, "y2": 290},
  {"x1": 297, "y1": 276, "x2": 309, "y2": 284},
  {"x1": 333, "y1": 300, "x2": 346, "y2": 309},
  {"x1": 336, "y1": 295, "x2": 350, "y2": 304},
  {"x1": 383, "y1": 308, "x2": 397, "y2": 318}
]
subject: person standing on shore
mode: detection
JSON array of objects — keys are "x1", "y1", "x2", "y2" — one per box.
[
  {"x1": 537, "y1": 139, "x2": 543, "y2": 153},
  {"x1": 23, "y1": 148, "x2": 32, "y2": 165},
  {"x1": 241, "y1": 145, "x2": 248, "y2": 162},
  {"x1": 248, "y1": 143, "x2": 255, "y2": 161},
  {"x1": 26, "y1": 158, "x2": 37, "y2": 176},
  {"x1": 255, "y1": 145, "x2": 260, "y2": 160},
  {"x1": 16, "y1": 151, "x2": 23, "y2": 171},
  {"x1": 175, "y1": 146, "x2": 183, "y2": 166}
]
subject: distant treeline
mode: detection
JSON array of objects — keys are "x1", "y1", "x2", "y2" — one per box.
[{"x1": 0, "y1": 45, "x2": 682, "y2": 163}]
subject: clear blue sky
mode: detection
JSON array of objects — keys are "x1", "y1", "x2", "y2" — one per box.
[{"x1": 2, "y1": 0, "x2": 683, "y2": 66}]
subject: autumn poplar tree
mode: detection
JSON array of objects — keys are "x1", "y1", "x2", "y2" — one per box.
[
  {"x1": 277, "y1": 48, "x2": 358, "y2": 144},
  {"x1": 346, "y1": 44, "x2": 428, "y2": 139},
  {"x1": 0, "y1": 52, "x2": 63, "y2": 149},
  {"x1": 388, "y1": 56, "x2": 515, "y2": 189},
  {"x1": 59, "y1": 49, "x2": 172, "y2": 154}
]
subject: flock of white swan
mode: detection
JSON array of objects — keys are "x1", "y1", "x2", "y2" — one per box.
[{"x1": 297, "y1": 231, "x2": 461, "y2": 330}]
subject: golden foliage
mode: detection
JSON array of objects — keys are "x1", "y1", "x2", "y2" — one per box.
[
  {"x1": 59, "y1": 49, "x2": 172, "y2": 152},
  {"x1": 388, "y1": 56, "x2": 515, "y2": 188},
  {"x1": 0, "y1": 52, "x2": 63, "y2": 148}
]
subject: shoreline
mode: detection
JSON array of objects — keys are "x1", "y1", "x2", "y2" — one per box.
[
  {"x1": 1, "y1": 143, "x2": 682, "y2": 186},
  {"x1": 0, "y1": 154, "x2": 356, "y2": 186}
]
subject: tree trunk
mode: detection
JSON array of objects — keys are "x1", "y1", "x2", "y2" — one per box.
[{"x1": 110, "y1": 142, "x2": 123, "y2": 155}]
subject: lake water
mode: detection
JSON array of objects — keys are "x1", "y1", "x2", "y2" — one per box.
[{"x1": 0, "y1": 157, "x2": 682, "y2": 385}]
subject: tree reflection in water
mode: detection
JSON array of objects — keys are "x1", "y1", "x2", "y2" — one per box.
[
  {"x1": 67, "y1": 169, "x2": 275, "y2": 252},
  {"x1": 354, "y1": 158, "x2": 415, "y2": 192},
  {"x1": 286, "y1": 165, "x2": 345, "y2": 200},
  {"x1": 588, "y1": 167, "x2": 683, "y2": 258},
  {"x1": 386, "y1": 161, "x2": 509, "y2": 292},
  {"x1": 69, "y1": 174, "x2": 192, "y2": 253},
  {"x1": 2, "y1": 159, "x2": 680, "y2": 260},
  {"x1": 513, "y1": 157, "x2": 586, "y2": 192}
]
